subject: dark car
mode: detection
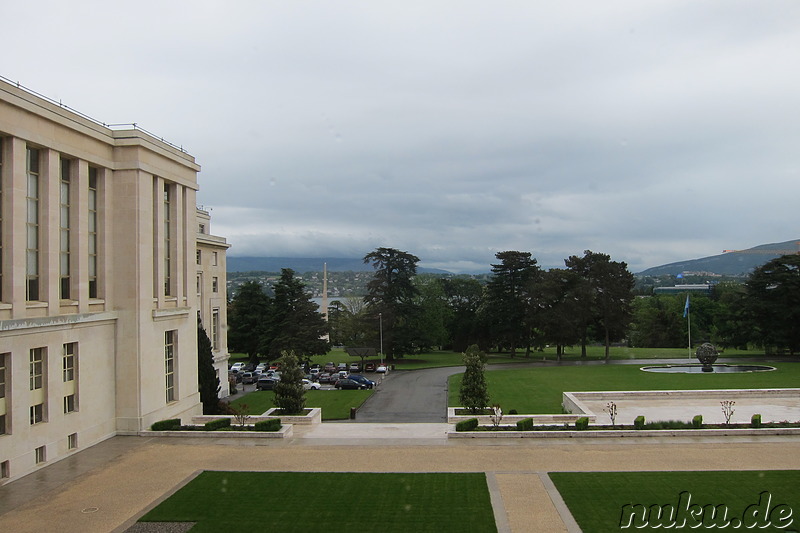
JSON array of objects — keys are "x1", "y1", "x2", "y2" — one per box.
[
  {"x1": 256, "y1": 377, "x2": 278, "y2": 391},
  {"x1": 364, "y1": 363, "x2": 376, "y2": 372},
  {"x1": 347, "y1": 374, "x2": 375, "y2": 389},
  {"x1": 241, "y1": 372, "x2": 258, "y2": 384},
  {"x1": 335, "y1": 378, "x2": 367, "y2": 390},
  {"x1": 318, "y1": 372, "x2": 333, "y2": 384}
]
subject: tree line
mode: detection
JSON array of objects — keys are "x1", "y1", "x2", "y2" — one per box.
[{"x1": 225, "y1": 248, "x2": 800, "y2": 364}]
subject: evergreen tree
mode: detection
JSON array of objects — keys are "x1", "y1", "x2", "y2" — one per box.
[
  {"x1": 268, "y1": 269, "x2": 329, "y2": 358},
  {"x1": 743, "y1": 254, "x2": 800, "y2": 354},
  {"x1": 485, "y1": 251, "x2": 540, "y2": 356},
  {"x1": 227, "y1": 281, "x2": 272, "y2": 364},
  {"x1": 197, "y1": 321, "x2": 220, "y2": 414},
  {"x1": 459, "y1": 344, "x2": 489, "y2": 414},
  {"x1": 273, "y1": 351, "x2": 306, "y2": 414},
  {"x1": 363, "y1": 247, "x2": 420, "y2": 359}
]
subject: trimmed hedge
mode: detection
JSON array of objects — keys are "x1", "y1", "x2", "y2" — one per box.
[
  {"x1": 692, "y1": 414, "x2": 703, "y2": 429},
  {"x1": 204, "y1": 418, "x2": 232, "y2": 431},
  {"x1": 455, "y1": 418, "x2": 479, "y2": 432},
  {"x1": 574, "y1": 417, "x2": 589, "y2": 430},
  {"x1": 516, "y1": 418, "x2": 534, "y2": 431},
  {"x1": 151, "y1": 418, "x2": 181, "y2": 431},
  {"x1": 634, "y1": 415, "x2": 646, "y2": 430},
  {"x1": 254, "y1": 418, "x2": 282, "y2": 432},
  {"x1": 751, "y1": 414, "x2": 762, "y2": 428}
]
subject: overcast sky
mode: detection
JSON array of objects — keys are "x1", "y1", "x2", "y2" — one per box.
[{"x1": 4, "y1": 1, "x2": 799, "y2": 273}]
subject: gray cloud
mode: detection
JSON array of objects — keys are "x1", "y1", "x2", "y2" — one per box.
[{"x1": 5, "y1": 1, "x2": 800, "y2": 272}]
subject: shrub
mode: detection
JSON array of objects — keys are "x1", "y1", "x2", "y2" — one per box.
[
  {"x1": 751, "y1": 414, "x2": 762, "y2": 428},
  {"x1": 516, "y1": 418, "x2": 534, "y2": 431},
  {"x1": 692, "y1": 415, "x2": 703, "y2": 429},
  {"x1": 204, "y1": 418, "x2": 232, "y2": 431},
  {"x1": 254, "y1": 418, "x2": 282, "y2": 432},
  {"x1": 456, "y1": 418, "x2": 479, "y2": 432},
  {"x1": 508, "y1": 409, "x2": 518, "y2": 415},
  {"x1": 151, "y1": 418, "x2": 181, "y2": 431},
  {"x1": 643, "y1": 420, "x2": 694, "y2": 430},
  {"x1": 634, "y1": 415, "x2": 646, "y2": 430},
  {"x1": 575, "y1": 417, "x2": 589, "y2": 430}
]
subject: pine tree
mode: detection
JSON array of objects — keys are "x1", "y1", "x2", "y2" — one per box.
[
  {"x1": 459, "y1": 344, "x2": 489, "y2": 414},
  {"x1": 273, "y1": 351, "x2": 306, "y2": 414},
  {"x1": 268, "y1": 269, "x2": 329, "y2": 358}
]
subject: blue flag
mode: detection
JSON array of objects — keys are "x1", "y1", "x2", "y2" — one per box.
[{"x1": 683, "y1": 295, "x2": 690, "y2": 318}]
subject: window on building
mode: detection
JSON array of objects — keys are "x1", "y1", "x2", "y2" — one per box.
[
  {"x1": 30, "y1": 348, "x2": 44, "y2": 391},
  {"x1": 196, "y1": 274, "x2": 201, "y2": 296},
  {"x1": 68, "y1": 433, "x2": 78, "y2": 450},
  {"x1": 198, "y1": 223, "x2": 205, "y2": 234},
  {"x1": 62, "y1": 343, "x2": 76, "y2": 382},
  {"x1": 165, "y1": 330, "x2": 176, "y2": 402},
  {"x1": 1, "y1": 461, "x2": 9, "y2": 479},
  {"x1": 164, "y1": 184, "x2": 173, "y2": 296},
  {"x1": 212, "y1": 277, "x2": 218, "y2": 293},
  {"x1": 64, "y1": 394, "x2": 76, "y2": 414},
  {"x1": 88, "y1": 167, "x2": 98, "y2": 298},
  {"x1": 212, "y1": 251, "x2": 218, "y2": 266},
  {"x1": 212, "y1": 308, "x2": 220, "y2": 351},
  {"x1": 60, "y1": 158, "x2": 71, "y2": 299},
  {"x1": 0, "y1": 353, "x2": 7, "y2": 435},
  {"x1": 26, "y1": 147, "x2": 40, "y2": 301},
  {"x1": 30, "y1": 403, "x2": 44, "y2": 425},
  {"x1": 196, "y1": 249, "x2": 201, "y2": 265},
  {"x1": 34, "y1": 446, "x2": 46, "y2": 464}
]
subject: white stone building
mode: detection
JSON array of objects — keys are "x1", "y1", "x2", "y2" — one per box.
[{"x1": 0, "y1": 78, "x2": 229, "y2": 484}]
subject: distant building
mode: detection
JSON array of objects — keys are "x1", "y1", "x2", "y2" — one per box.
[
  {"x1": 0, "y1": 78, "x2": 228, "y2": 484},
  {"x1": 653, "y1": 284, "x2": 713, "y2": 295}
]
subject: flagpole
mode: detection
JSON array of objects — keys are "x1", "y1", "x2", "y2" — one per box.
[{"x1": 687, "y1": 304, "x2": 692, "y2": 359}]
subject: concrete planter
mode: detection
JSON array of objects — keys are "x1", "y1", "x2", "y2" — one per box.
[
  {"x1": 447, "y1": 426, "x2": 800, "y2": 439},
  {"x1": 191, "y1": 407, "x2": 321, "y2": 426},
  {"x1": 140, "y1": 424, "x2": 293, "y2": 438}
]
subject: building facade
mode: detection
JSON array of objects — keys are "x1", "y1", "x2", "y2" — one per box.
[{"x1": 0, "y1": 78, "x2": 228, "y2": 484}]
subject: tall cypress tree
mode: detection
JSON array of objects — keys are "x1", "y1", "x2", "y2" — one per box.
[
  {"x1": 459, "y1": 344, "x2": 489, "y2": 414},
  {"x1": 197, "y1": 321, "x2": 220, "y2": 414}
]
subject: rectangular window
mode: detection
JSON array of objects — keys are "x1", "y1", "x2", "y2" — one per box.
[
  {"x1": 196, "y1": 274, "x2": 201, "y2": 296},
  {"x1": 34, "y1": 446, "x2": 46, "y2": 464},
  {"x1": 198, "y1": 223, "x2": 205, "y2": 234},
  {"x1": 60, "y1": 158, "x2": 71, "y2": 299},
  {"x1": 1, "y1": 460, "x2": 8, "y2": 479},
  {"x1": 212, "y1": 277, "x2": 218, "y2": 293},
  {"x1": 0, "y1": 353, "x2": 7, "y2": 435},
  {"x1": 68, "y1": 433, "x2": 78, "y2": 450},
  {"x1": 30, "y1": 348, "x2": 44, "y2": 391},
  {"x1": 26, "y1": 147, "x2": 40, "y2": 301},
  {"x1": 165, "y1": 330, "x2": 176, "y2": 402},
  {"x1": 30, "y1": 403, "x2": 44, "y2": 425},
  {"x1": 63, "y1": 394, "x2": 76, "y2": 414},
  {"x1": 212, "y1": 251, "x2": 218, "y2": 266},
  {"x1": 212, "y1": 308, "x2": 220, "y2": 351},
  {"x1": 88, "y1": 167, "x2": 98, "y2": 298},
  {"x1": 62, "y1": 343, "x2": 76, "y2": 382},
  {"x1": 196, "y1": 249, "x2": 201, "y2": 265},
  {"x1": 163, "y1": 184, "x2": 172, "y2": 296}
]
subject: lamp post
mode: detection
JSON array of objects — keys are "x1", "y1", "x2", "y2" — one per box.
[{"x1": 379, "y1": 312, "x2": 384, "y2": 365}]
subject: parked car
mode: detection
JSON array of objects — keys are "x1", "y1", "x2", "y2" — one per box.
[
  {"x1": 256, "y1": 377, "x2": 278, "y2": 391},
  {"x1": 324, "y1": 362, "x2": 336, "y2": 373},
  {"x1": 376, "y1": 364, "x2": 387, "y2": 373},
  {"x1": 302, "y1": 379, "x2": 321, "y2": 390},
  {"x1": 228, "y1": 371, "x2": 243, "y2": 384},
  {"x1": 347, "y1": 374, "x2": 375, "y2": 389},
  {"x1": 335, "y1": 378, "x2": 367, "y2": 390},
  {"x1": 255, "y1": 363, "x2": 267, "y2": 373},
  {"x1": 349, "y1": 363, "x2": 361, "y2": 373},
  {"x1": 318, "y1": 372, "x2": 333, "y2": 384},
  {"x1": 309, "y1": 368, "x2": 320, "y2": 377},
  {"x1": 337, "y1": 363, "x2": 348, "y2": 372},
  {"x1": 310, "y1": 363, "x2": 321, "y2": 371},
  {"x1": 241, "y1": 372, "x2": 258, "y2": 384},
  {"x1": 364, "y1": 363, "x2": 376, "y2": 372},
  {"x1": 230, "y1": 362, "x2": 245, "y2": 373}
]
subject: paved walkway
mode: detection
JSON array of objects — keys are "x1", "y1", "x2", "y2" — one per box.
[{"x1": 2, "y1": 431, "x2": 800, "y2": 532}]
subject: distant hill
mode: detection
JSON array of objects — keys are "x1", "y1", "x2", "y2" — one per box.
[
  {"x1": 226, "y1": 256, "x2": 451, "y2": 274},
  {"x1": 637, "y1": 239, "x2": 800, "y2": 276}
]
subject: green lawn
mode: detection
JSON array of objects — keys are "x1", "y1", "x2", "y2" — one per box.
[
  {"x1": 140, "y1": 471, "x2": 497, "y2": 532},
  {"x1": 229, "y1": 389, "x2": 373, "y2": 420},
  {"x1": 549, "y1": 470, "x2": 800, "y2": 532},
  {"x1": 448, "y1": 362, "x2": 800, "y2": 413}
]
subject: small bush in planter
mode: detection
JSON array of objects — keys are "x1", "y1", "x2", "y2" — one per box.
[
  {"x1": 575, "y1": 417, "x2": 589, "y2": 430},
  {"x1": 692, "y1": 415, "x2": 703, "y2": 429},
  {"x1": 634, "y1": 415, "x2": 646, "y2": 430},
  {"x1": 508, "y1": 409, "x2": 518, "y2": 415},
  {"x1": 204, "y1": 418, "x2": 232, "y2": 431},
  {"x1": 751, "y1": 414, "x2": 762, "y2": 428},
  {"x1": 254, "y1": 419, "x2": 282, "y2": 432},
  {"x1": 456, "y1": 418, "x2": 479, "y2": 432},
  {"x1": 151, "y1": 418, "x2": 181, "y2": 431},
  {"x1": 516, "y1": 418, "x2": 534, "y2": 431}
]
